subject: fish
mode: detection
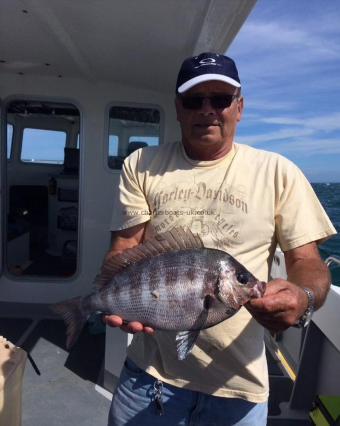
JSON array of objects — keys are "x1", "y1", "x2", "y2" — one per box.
[{"x1": 52, "y1": 227, "x2": 266, "y2": 360}]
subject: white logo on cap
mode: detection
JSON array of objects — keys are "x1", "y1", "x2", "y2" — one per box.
[{"x1": 194, "y1": 57, "x2": 221, "y2": 69}]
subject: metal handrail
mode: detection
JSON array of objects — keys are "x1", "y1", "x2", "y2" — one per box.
[{"x1": 325, "y1": 255, "x2": 340, "y2": 268}]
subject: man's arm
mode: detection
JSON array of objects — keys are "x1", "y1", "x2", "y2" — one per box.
[
  {"x1": 104, "y1": 223, "x2": 146, "y2": 259},
  {"x1": 101, "y1": 222, "x2": 154, "y2": 335},
  {"x1": 285, "y1": 241, "x2": 331, "y2": 309},
  {"x1": 247, "y1": 242, "x2": 331, "y2": 332}
]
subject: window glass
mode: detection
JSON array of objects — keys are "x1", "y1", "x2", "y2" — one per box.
[
  {"x1": 21, "y1": 128, "x2": 66, "y2": 164},
  {"x1": 109, "y1": 135, "x2": 119, "y2": 156},
  {"x1": 108, "y1": 106, "x2": 160, "y2": 169},
  {"x1": 7, "y1": 124, "x2": 13, "y2": 159},
  {"x1": 128, "y1": 136, "x2": 159, "y2": 147}
]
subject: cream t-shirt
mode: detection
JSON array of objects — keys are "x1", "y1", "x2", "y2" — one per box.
[{"x1": 111, "y1": 141, "x2": 336, "y2": 402}]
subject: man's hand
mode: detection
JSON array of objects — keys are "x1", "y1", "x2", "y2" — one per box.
[
  {"x1": 247, "y1": 242, "x2": 331, "y2": 332},
  {"x1": 103, "y1": 315, "x2": 154, "y2": 335},
  {"x1": 246, "y1": 279, "x2": 308, "y2": 332}
]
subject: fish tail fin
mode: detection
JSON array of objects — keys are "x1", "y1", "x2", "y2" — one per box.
[{"x1": 51, "y1": 297, "x2": 86, "y2": 349}]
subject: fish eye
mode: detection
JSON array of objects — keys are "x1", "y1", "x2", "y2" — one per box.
[{"x1": 236, "y1": 272, "x2": 249, "y2": 285}]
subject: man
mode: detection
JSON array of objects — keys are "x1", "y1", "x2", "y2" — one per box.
[{"x1": 103, "y1": 53, "x2": 336, "y2": 425}]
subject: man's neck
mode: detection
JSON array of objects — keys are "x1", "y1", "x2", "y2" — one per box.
[{"x1": 182, "y1": 142, "x2": 234, "y2": 161}]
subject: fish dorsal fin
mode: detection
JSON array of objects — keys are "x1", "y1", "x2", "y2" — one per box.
[{"x1": 94, "y1": 226, "x2": 204, "y2": 289}]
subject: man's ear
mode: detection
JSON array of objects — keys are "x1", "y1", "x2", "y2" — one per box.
[{"x1": 236, "y1": 96, "x2": 244, "y2": 122}]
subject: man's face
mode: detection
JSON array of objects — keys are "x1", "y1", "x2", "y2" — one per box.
[{"x1": 175, "y1": 81, "x2": 243, "y2": 160}]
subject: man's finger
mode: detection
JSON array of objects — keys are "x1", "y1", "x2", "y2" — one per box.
[
  {"x1": 263, "y1": 281, "x2": 288, "y2": 296},
  {"x1": 104, "y1": 315, "x2": 123, "y2": 327},
  {"x1": 102, "y1": 315, "x2": 154, "y2": 335},
  {"x1": 126, "y1": 321, "x2": 144, "y2": 333},
  {"x1": 143, "y1": 326, "x2": 155, "y2": 335},
  {"x1": 247, "y1": 293, "x2": 293, "y2": 313}
]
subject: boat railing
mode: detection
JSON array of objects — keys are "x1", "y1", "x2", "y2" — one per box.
[{"x1": 266, "y1": 249, "x2": 340, "y2": 424}]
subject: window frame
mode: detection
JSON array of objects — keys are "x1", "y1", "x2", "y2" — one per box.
[
  {"x1": 2, "y1": 96, "x2": 82, "y2": 282},
  {"x1": 105, "y1": 101, "x2": 164, "y2": 172},
  {"x1": 3, "y1": 96, "x2": 82, "y2": 169}
]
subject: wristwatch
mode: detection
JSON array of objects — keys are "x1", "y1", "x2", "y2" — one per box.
[{"x1": 294, "y1": 288, "x2": 315, "y2": 328}]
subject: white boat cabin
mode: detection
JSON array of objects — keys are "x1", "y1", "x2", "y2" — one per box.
[{"x1": 0, "y1": 0, "x2": 256, "y2": 310}]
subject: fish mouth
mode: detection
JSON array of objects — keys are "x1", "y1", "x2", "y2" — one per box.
[{"x1": 249, "y1": 281, "x2": 266, "y2": 298}]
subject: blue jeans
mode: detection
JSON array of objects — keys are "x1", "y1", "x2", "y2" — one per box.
[{"x1": 108, "y1": 358, "x2": 268, "y2": 426}]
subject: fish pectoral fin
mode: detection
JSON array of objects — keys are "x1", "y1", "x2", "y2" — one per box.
[
  {"x1": 175, "y1": 307, "x2": 209, "y2": 360},
  {"x1": 204, "y1": 294, "x2": 222, "y2": 310},
  {"x1": 176, "y1": 330, "x2": 200, "y2": 361}
]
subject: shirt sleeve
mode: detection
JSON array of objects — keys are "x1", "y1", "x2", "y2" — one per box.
[
  {"x1": 275, "y1": 158, "x2": 337, "y2": 251},
  {"x1": 110, "y1": 150, "x2": 151, "y2": 231}
]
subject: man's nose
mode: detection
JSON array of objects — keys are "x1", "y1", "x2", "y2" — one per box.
[{"x1": 200, "y1": 97, "x2": 215, "y2": 114}]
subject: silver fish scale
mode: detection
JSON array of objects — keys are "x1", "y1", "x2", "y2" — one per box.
[{"x1": 92, "y1": 248, "x2": 233, "y2": 331}]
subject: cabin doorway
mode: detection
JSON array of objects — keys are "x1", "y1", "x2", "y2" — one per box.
[{"x1": 5, "y1": 100, "x2": 80, "y2": 278}]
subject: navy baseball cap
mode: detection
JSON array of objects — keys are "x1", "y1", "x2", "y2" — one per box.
[{"x1": 176, "y1": 52, "x2": 241, "y2": 94}]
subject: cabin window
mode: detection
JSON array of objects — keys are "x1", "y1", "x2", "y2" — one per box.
[
  {"x1": 21, "y1": 128, "x2": 66, "y2": 164},
  {"x1": 5, "y1": 100, "x2": 80, "y2": 279},
  {"x1": 7, "y1": 124, "x2": 13, "y2": 159},
  {"x1": 108, "y1": 106, "x2": 160, "y2": 169}
]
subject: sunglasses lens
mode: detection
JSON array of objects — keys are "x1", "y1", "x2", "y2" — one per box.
[
  {"x1": 181, "y1": 95, "x2": 235, "y2": 110},
  {"x1": 181, "y1": 97, "x2": 203, "y2": 109},
  {"x1": 210, "y1": 95, "x2": 234, "y2": 109}
]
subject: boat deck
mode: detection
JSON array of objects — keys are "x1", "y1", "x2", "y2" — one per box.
[{"x1": 1, "y1": 317, "x2": 306, "y2": 426}]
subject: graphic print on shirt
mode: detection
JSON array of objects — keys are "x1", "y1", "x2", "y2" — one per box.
[{"x1": 148, "y1": 181, "x2": 248, "y2": 250}]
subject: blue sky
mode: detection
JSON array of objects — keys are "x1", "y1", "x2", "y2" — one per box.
[{"x1": 228, "y1": 0, "x2": 340, "y2": 182}]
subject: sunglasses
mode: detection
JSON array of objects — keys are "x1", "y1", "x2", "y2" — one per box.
[{"x1": 180, "y1": 94, "x2": 239, "y2": 110}]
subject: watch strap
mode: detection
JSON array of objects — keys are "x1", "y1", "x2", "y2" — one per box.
[{"x1": 294, "y1": 287, "x2": 315, "y2": 328}]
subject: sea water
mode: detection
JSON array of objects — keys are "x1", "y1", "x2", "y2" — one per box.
[{"x1": 313, "y1": 183, "x2": 340, "y2": 286}]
